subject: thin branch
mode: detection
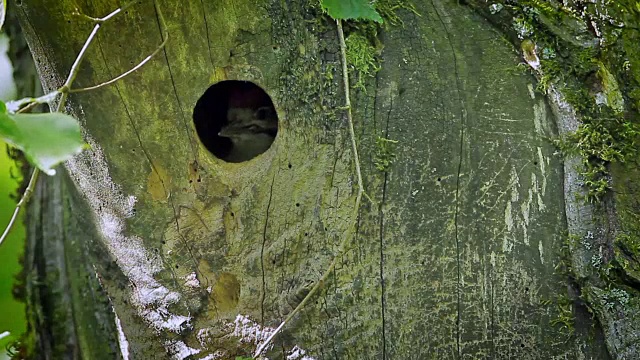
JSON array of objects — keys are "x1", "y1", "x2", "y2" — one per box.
[
  {"x1": 0, "y1": 169, "x2": 39, "y2": 247},
  {"x1": 71, "y1": 0, "x2": 140, "y2": 23},
  {"x1": 1, "y1": 0, "x2": 163, "y2": 247},
  {"x1": 254, "y1": 18, "x2": 365, "y2": 359},
  {"x1": 70, "y1": 3, "x2": 168, "y2": 93}
]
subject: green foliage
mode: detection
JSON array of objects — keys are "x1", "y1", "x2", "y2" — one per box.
[
  {"x1": 549, "y1": 294, "x2": 576, "y2": 335},
  {"x1": 0, "y1": 100, "x2": 86, "y2": 176},
  {"x1": 321, "y1": 0, "x2": 383, "y2": 23},
  {"x1": 235, "y1": 357, "x2": 252, "y2": 360},
  {"x1": 345, "y1": 33, "x2": 380, "y2": 91},
  {"x1": 374, "y1": 0, "x2": 420, "y2": 26},
  {"x1": 554, "y1": 114, "x2": 640, "y2": 202}
]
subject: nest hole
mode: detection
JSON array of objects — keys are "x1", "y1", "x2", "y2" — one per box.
[{"x1": 193, "y1": 80, "x2": 278, "y2": 163}]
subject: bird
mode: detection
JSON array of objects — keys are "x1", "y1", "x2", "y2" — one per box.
[{"x1": 218, "y1": 106, "x2": 278, "y2": 163}]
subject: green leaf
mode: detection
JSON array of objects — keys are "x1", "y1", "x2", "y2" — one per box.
[
  {"x1": 321, "y1": 0, "x2": 383, "y2": 23},
  {"x1": 0, "y1": 100, "x2": 6, "y2": 113},
  {"x1": 0, "y1": 111, "x2": 86, "y2": 175},
  {"x1": 0, "y1": 0, "x2": 6, "y2": 31}
]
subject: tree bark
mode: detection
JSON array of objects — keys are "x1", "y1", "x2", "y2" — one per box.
[{"x1": 16, "y1": 0, "x2": 633, "y2": 359}]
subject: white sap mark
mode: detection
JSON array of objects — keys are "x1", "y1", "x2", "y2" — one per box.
[
  {"x1": 503, "y1": 166, "x2": 521, "y2": 252},
  {"x1": 527, "y1": 83, "x2": 536, "y2": 100},
  {"x1": 65, "y1": 131, "x2": 192, "y2": 348},
  {"x1": 114, "y1": 310, "x2": 130, "y2": 360},
  {"x1": 532, "y1": 101, "x2": 545, "y2": 135},
  {"x1": 184, "y1": 272, "x2": 200, "y2": 288},
  {"x1": 536, "y1": 147, "x2": 548, "y2": 201},
  {"x1": 538, "y1": 240, "x2": 545, "y2": 265},
  {"x1": 536, "y1": 147, "x2": 546, "y2": 175},
  {"x1": 234, "y1": 314, "x2": 276, "y2": 351},
  {"x1": 503, "y1": 201, "x2": 514, "y2": 253},
  {"x1": 521, "y1": 184, "x2": 533, "y2": 247},
  {"x1": 522, "y1": 223, "x2": 529, "y2": 247},
  {"x1": 509, "y1": 166, "x2": 520, "y2": 203},
  {"x1": 522, "y1": 183, "x2": 533, "y2": 228},
  {"x1": 287, "y1": 345, "x2": 314, "y2": 360},
  {"x1": 165, "y1": 340, "x2": 201, "y2": 359},
  {"x1": 532, "y1": 171, "x2": 546, "y2": 212},
  {"x1": 536, "y1": 186, "x2": 546, "y2": 212},
  {"x1": 222, "y1": 315, "x2": 317, "y2": 360}
]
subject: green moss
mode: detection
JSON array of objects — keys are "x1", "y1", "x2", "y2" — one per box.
[
  {"x1": 373, "y1": 136, "x2": 398, "y2": 172},
  {"x1": 345, "y1": 33, "x2": 380, "y2": 91},
  {"x1": 549, "y1": 294, "x2": 576, "y2": 335},
  {"x1": 374, "y1": 0, "x2": 419, "y2": 26},
  {"x1": 554, "y1": 114, "x2": 639, "y2": 203},
  {"x1": 338, "y1": 0, "x2": 416, "y2": 92}
]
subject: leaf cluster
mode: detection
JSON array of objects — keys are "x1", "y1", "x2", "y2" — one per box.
[{"x1": 0, "y1": 100, "x2": 85, "y2": 175}]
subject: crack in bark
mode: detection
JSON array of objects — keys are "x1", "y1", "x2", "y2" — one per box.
[
  {"x1": 261, "y1": 172, "x2": 277, "y2": 324},
  {"x1": 378, "y1": 90, "x2": 394, "y2": 360},
  {"x1": 199, "y1": 0, "x2": 214, "y2": 67},
  {"x1": 152, "y1": 5, "x2": 199, "y2": 164},
  {"x1": 89, "y1": 17, "x2": 205, "y2": 292},
  {"x1": 432, "y1": 1, "x2": 467, "y2": 357}
]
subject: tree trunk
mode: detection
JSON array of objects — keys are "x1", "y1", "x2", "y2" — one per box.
[{"x1": 15, "y1": 0, "x2": 637, "y2": 359}]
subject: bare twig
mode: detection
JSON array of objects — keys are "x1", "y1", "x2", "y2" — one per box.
[
  {"x1": 254, "y1": 19, "x2": 365, "y2": 358},
  {"x1": 70, "y1": 1, "x2": 168, "y2": 93},
  {"x1": 0, "y1": 0, "x2": 166, "y2": 247},
  {"x1": 0, "y1": 168, "x2": 39, "y2": 247}
]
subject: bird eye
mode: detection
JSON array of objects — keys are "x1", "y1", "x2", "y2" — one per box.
[{"x1": 255, "y1": 107, "x2": 272, "y2": 120}]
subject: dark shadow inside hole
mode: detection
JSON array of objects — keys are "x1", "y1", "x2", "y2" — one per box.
[{"x1": 193, "y1": 80, "x2": 278, "y2": 163}]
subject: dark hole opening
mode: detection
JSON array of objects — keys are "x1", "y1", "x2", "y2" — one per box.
[{"x1": 193, "y1": 80, "x2": 279, "y2": 163}]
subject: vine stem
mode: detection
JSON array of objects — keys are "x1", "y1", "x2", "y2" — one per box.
[
  {"x1": 0, "y1": 0, "x2": 167, "y2": 247},
  {"x1": 254, "y1": 18, "x2": 364, "y2": 358}
]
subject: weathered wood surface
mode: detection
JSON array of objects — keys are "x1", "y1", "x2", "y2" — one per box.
[{"x1": 18, "y1": 0, "x2": 611, "y2": 358}]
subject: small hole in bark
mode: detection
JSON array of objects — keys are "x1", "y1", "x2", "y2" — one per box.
[
  {"x1": 231, "y1": 212, "x2": 235, "y2": 217},
  {"x1": 193, "y1": 80, "x2": 279, "y2": 163},
  {"x1": 288, "y1": 163, "x2": 292, "y2": 169},
  {"x1": 295, "y1": 203, "x2": 300, "y2": 207},
  {"x1": 520, "y1": 344, "x2": 525, "y2": 348},
  {"x1": 533, "y1": 161, "x2": 538, "y2": 165},
  {"x1": 437, "y1": 177, "x2": 441, "y2": 182}
]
